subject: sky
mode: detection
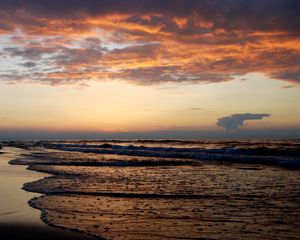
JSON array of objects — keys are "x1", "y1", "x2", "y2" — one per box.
[{"x1": 0, "y1": 0, "x2": 300, "y2": 139}]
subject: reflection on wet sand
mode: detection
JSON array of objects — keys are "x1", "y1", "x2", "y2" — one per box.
[
  {"x1": 30, "y1": 193, "x2": 300, "y2": 240},
  {"x1": 0, "y1": 147, "x2": 95, "y2": 240}
]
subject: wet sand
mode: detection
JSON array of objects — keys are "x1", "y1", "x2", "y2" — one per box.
[{"x1": 0, "y1": 147, "x2": 95, "y2": 240}]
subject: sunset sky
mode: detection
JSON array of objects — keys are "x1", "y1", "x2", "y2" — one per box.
[{"x1": 0, "y1": 0, "x2": 300, "y2": 139}]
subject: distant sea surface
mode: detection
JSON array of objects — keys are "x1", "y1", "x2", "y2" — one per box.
[{"x1": 3, "y1": 139, "x2": 300, "y2": 239}]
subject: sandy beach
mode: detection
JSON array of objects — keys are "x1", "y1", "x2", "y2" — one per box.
[{"x1": 0, "y1": 147, "x2": 94, "y2": 240}]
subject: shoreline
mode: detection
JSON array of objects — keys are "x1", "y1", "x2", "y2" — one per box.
[
  {"x1": 0, "y1": 147, "x2": 95, "y2": 240},
  {"x1": 1, "y1": 142, "x2": 299, "y2": 239}
]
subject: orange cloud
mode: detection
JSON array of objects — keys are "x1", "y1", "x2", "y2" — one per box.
[{"x1": 0, "y1": 0, "x2": 299, "y2": 86}]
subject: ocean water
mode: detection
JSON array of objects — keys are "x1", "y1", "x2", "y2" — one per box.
[{"x1": 4, "y1": 139, "x2": 300, "y2": 239}]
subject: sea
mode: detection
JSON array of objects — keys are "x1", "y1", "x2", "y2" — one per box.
[{"x1": 2, "y1": 139, "x2": 300, "y2": 239}]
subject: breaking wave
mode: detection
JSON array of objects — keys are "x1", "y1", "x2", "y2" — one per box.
[{"x1": 36, "y1": 140, "x2": 300, "y2": 168}]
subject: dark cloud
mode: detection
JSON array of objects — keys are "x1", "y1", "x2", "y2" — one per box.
[
  {"x1": 51, "y1": 47, "x2": 104, "y2": 67},
  {"x1": 3, "y1": 46, "x2": 57, "y2": 60},
  {"x1": 217, "y1": 113, "x2": 271, "y2": 131},
  {"x1": 79, "y1": 37, "x2": 103, "y2": 50},
  {"x1": 3, "y1": 47, "x2": 42, "y2": 60},
  {"x1": 0, "y1": 0, "x2": 299, "y2": 86},
  {"x1": 108, "y1": 43, "x2": 161, "y2": 59},
  {"x1": 0, "y1": 0, "x2": 299, "y2": 34},
  {"x1": 112, "y1": 66, "x2": 233, "y2": 85},
  {"x1": 21, "y1": 61, "x2": 36, "y2": 68},
  {"x1": 271, "y1": 71, "x2": 300, "y2": 84}
]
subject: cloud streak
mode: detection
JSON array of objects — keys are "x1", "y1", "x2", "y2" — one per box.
[{"x1": 217, "y1": 113, "x2": 271, "y2": 131}]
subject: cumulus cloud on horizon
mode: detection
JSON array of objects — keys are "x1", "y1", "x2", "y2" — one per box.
[{"x1": 217, "y1": 113, "x2": 271, "y2": 131}]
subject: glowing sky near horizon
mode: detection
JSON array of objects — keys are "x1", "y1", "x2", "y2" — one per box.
[{"x1": 0, "y1": 0, "x2": 299, "y2": 135}]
